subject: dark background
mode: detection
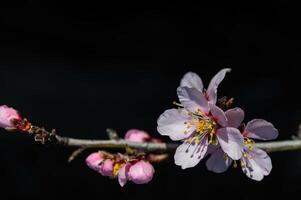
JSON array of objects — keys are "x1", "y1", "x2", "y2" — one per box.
[{"x1": 0, "y1": 2, "x2": 300, "y2": 199}]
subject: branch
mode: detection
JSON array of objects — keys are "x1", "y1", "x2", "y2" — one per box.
[{"x1": 55, "y1": 135, "x2": 301, "y2": 153}]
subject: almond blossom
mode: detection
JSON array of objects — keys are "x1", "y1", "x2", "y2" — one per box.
[
  {"x1": 0, "y1": 105, "x2": 21, "y2": 130},
  {"x1": 86, "y1": 151, "x2": 154, "y2": 187},
  {"x1": 86, "y1": 129, "x2": 155, "y2": 187},
  {"x1": 158, "y1": 104, "x2": 244, "y2": 169},
  {"x1": 206, "y1": 109, "x2": 278, "y2": 181}
]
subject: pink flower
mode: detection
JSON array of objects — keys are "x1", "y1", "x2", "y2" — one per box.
[
  {"x1": 125, "y1": 129, "x2": 151, "y2": 142},
  {"x1": 157, "y1": 103, "x2": 244, "y2": 169},
  {"x1": 118, "y1": 160, "x2": 154, "y2": 187},
  {"x1": 206, "y1": 110, "x2": 278, "y2": 181},
  {"x1": 179, "y1": 68, "x2": 231, "y2": 107},
  {"x1": 0, "y1": 105, "x2": 21, "y2": 129}
]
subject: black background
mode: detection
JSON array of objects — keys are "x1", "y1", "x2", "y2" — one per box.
[{"x1": 0, "y1": 2, "x2": 300, "y2": 199}]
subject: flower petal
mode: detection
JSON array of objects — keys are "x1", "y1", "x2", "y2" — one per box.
[
  {"x1": 225, "y1": 107, "x2": 245, "y2": 128},
  {"x1": 241, "y1": 147, "x2": 272, "y2": 181},
  {"x1": 245, "y1": 119, "x2": 278, "y2": 141},
  {"x1": 85, "y1": 152, "x2": 104, "y2": 171},
  {"x1": 99, "y1": 159, "x2": 114, "y2": 176},
  {"x1": 206, "y1": 148, "x2": 232, "y2": 173},
  {"x1": 174, "y1": 136, "x2": 208, "y2": 169},
  {"x1": 180, "y1": 72, "x2": 204, "y2": 92},
  {"x1": 209, "y1": 103, "x2": 228, "y2": 127},
  {"x1": 216, "y1": 127, "x2": 243, "y2": 160},
  {"x1": 177, "y1": 87, "x2": 209, "y2": 114},
  {"x1": 207, "y1": 68, "x2": 231, "y2": 104},
  {"x1": 157, "y1": 108, "x2": 196, "y2": 141},
  {"x1": 118, "y1": 163, "x2": 130, "y2": 187}
]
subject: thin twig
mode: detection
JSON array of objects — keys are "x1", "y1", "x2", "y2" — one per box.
[{"x1": 55, "y1": 135, "x2": 301, "y2": 153}]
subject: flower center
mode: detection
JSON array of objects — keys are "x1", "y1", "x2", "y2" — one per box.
[{"x1": 112, "y1": 162, "x2": 124, "y2": 176}]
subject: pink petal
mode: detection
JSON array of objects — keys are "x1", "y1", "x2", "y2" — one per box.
[
  {"x1": 177, "y1": 87, "x2": 209, "y2": 114},
  {"x1": 124, "y1": 129, "x2": 151, "y2": 142},
  {"x1": 157, "y1": 108, "x2": 196, "y2": 141},
  {"x1": 180, "y1": 72, "x2": 204, "y2": 92},
  {"x1": 128, "y1": 160, "x2": 155, "y2": 184},
  {"x1": 209, "y1": 103, "x2": 228, "y2": 127},
  {"x1": 216, "y1": 127, "x2": 243, "y2": 160},
  {"x1": 99, "y1": 159, "x2": 114, "y2": 176},
  {"x1": 225, "y1": 107, "x2": 245, "y2": 128},
  {"x1": 174, "y1": 136, "x2": 208, "y2": 169},
  {"x1": 85, "y1": 152, "x2": 104, "y2": 171},
  {"x1": 206, "y1": 68, "x2": 231, "y2": 104},
  {"x1": 241, "y1": 147, "x2": 272, "y2": 181},
  {"x1": 0, "y1": 105, "x2": 21, "y2": 129},
  {"x1": 206, "y1": 148, "x2": 232, "y2": 173},
  {"x1": 245, "y1": 119, "x2": 278, "y2": 141},
  {"x1": 118, "y1": 163, "x2": 130, "y2": 187}
]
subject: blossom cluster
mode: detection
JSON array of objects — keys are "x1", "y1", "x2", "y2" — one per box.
[
  {"x1": 157, "y1": 69, "x2": 278, "y2": 181},
  {"x1": 86, "y1": 129, "x2": 156, "y2": 187}
]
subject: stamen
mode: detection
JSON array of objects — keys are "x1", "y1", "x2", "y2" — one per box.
[
  {"x1": 223, "y1": 153, "x2": 228, "y2": 161},
  {"x1": 173, "y1": 101, "x2": 184, "y2": 107},
  {"x1": 233, "y1": 161, "x2": 238, "y2": 168}
]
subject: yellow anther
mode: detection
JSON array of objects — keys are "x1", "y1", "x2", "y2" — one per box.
[
  {"x1": 243, "y1": 153, "x2": 247, "y2": 158},
  {"x1": 249, "y1": 145, "x2": 254, "y2": 151},
  {"x1": 223, "y1": 153, "x2": 228, "y2": 161},
  {"x1": 113, "y1": 162, "x2": 124, "y2": 176},
  {"x1": 233, "y1": 161, "x2": 238, "y2": 168},
  {"x1": 183, "y1": 131, "x2": 188, "y2": 135},
  {"x1": 240, "y1": 160, "x2": 246, "y2": 168}
]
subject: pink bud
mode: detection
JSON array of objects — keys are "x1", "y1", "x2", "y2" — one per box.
[
  {"x1": 99, "y1": 159, "x2": 114, "y2": 176},
  {"x1": 86, "y1": 152, "x2": 104, "y2": 171},
  {"x1": 128, "y1": 160, "x2": 154, "y2": 184},
  {"x1": 125, "y1": 129, "x2": 151, "y2": 142},
  {"x1": 0, "y1": 105, "x2": 21, "y2": 129}
]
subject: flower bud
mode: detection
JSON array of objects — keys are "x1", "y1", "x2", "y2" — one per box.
[
  {"x1": 125, "y1": 129, "x2": 150, "y2": 142},
  {"x1": 86, "y1": 152, "x2": 104, "y2": 171},
  {"x1": 0, "y1": 105, "x2": 21, "y2": 130},
  {"x1": 127, "y1": 160, "x2": 154, "y2": 184}
]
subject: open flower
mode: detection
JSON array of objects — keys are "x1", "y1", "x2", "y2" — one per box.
[
  {"x1": 206, "y1": 111, "x2": 278, "y2": 181},
  {"x1": 179, "y1": 68, "x2": 231, "y2": 107},
  {"x1": 118, "y1": 160, "x2": 154, "y2": 187},
  {"x1": 0, "y1": 105, "x2": 21, "y2": 130},
  {"x1": 157, "y1": 103, "x2": 244, "y2": 169}
]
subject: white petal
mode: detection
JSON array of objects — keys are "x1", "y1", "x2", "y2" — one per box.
[
  {"x1": 157, "y1": 108, "x2": 196, "y2": 141},
  {"x1": 245, "y1": 119, "x2": 278, "y2": 141},
  {"x1": 180, "y1": 72, "x2": 204, "y2": 92},
  {"x1": 206, "y1": 148, "x2": 232, "y2": 173},
  {"x1": 177, "y1": 87, "x2": 209, "y2": 114},
  {"x1": 207, "y1": 68, "x2": 231, "y2": 104},
  {"x1": 174, "y1": 136, "x2": 208, "y2": 169},
  {"x1": 225, "y1": 107, "x2": 245, "y2": 128},
  {"x1": 216, "y1": 127, "x2": 243, "y2": 160},
  {"x1": 241, "y1": 148, "x2": 272, "y2": 181},
  {"x1": 209, "y1": 103, "x2": 228, "y2": 127}
]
